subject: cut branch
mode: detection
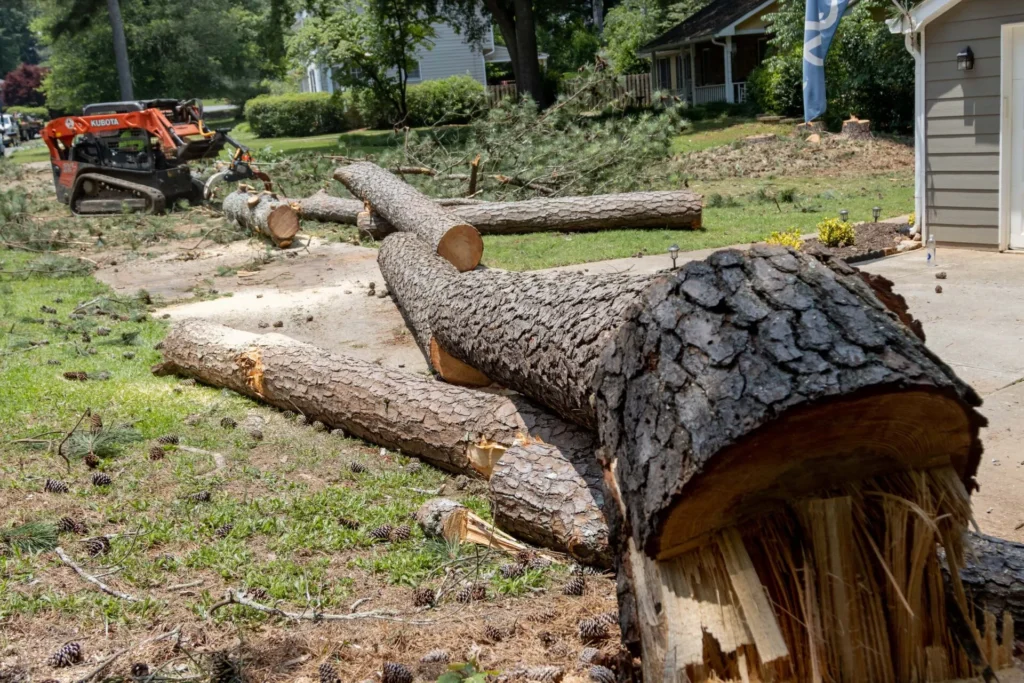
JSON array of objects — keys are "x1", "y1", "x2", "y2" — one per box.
[
  {"x1": 56, "y1": 546, "x2": 138, "y2": 602},
  {"x1": 209, "y1": 589, "x2": 436, "y2": 623},
  {"x1": 222, "y1": 190, "x2": 300, "y2": 248}
]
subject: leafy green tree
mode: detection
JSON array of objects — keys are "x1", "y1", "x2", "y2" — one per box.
[
  {"x1": 34, "y1": 0, "x2": 288, "y2": 112},
  {"x1": 290, "y1": 0, "x2": 440, "y2": 124},
  {"x1": 0, "y1": 0, "x2": 40, "y2": 78},
  {"x1": 602, "y1": 0, "x2": 711, "y2": 74}
]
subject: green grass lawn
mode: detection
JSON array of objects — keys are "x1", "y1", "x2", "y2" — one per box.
[
  {"x1": 670, "y1": 116, "x2": 795, "y2": 155},
  {"x1": 8, "y1": 141, "x2": 49, "y2": 164},
  {"x1": 481, "y1": 170, "x2": 914, "y2": 271}
]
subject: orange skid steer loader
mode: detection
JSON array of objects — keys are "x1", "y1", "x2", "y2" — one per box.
[{"x1": 42, "y1": 99, "x2": 270, "y2": 215}]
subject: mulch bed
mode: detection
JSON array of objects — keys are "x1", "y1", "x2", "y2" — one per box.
[{"x1": 804, "y1": 221, "x2": 915, "y2": 264}]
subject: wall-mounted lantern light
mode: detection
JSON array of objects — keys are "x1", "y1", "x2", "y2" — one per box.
[{"x1": 957, "y1": 46, "x2": 975, "y2": 71}]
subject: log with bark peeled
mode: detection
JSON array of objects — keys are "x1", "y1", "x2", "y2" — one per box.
[
  {"x1": 334, "y1": 162, "x2": 483, "y2": 271},
  {"x1": 222, "y1": 190, "x2": 300, "y2": 248},
  {"x1": 377, "y1": 233, "x2": 490, "y2": 387},
  {"x1": 297, "y1": 189, "x2": 703, "y2": 237},
  {"x1": 152, "y1": 319, "x2": 606, "y2": 563}
]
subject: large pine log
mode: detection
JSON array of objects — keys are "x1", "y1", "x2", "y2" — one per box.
[
  {"x1": 377, "y1": 233, "x2": 490, "y2": 387},
  {"x1": 294, "y1": 189, "x2": 703, "y2": 237},
  {"x1": 222, "y1": 190, "x2": 300, "y2": 248},
  {"x1": 419, "y1": 237, "x2": 990, "y2": 680},
  {"x1": 334, "y1": 162, "x2": 483, "y2": 271},
  {"x1": 152, "y1": 319, "x2": 606, "y2": 563},
  {"x1": 961, "y1": 533, "x2": 1024, "y2": 640}
]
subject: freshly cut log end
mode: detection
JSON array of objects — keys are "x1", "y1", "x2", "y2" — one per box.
[
  {"x1": 416, "y1": 497, "x2": 528, "y2": 554},
  {"x1": 429, "y1": 338, "x2": 490, "y2": 388},
  {"x1": 377, "y1": 233, "x2": 491, "y2": 387},
  {"x1": 222, "y1": 190, "x2": 300, "y2": 248},
  {"x1": 593, "y1": 244, "x2": 984, "y2": 559},
  {"x1": 490, "y1": 442, "x2": 611, "y2": 568},
  {"x1": 335, "y1": 162, "x2": 483, "y2": 271}
]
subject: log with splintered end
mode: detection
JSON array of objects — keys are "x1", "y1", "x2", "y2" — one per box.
[
  {"x1": 377, "y1": 233, "x2": 490, "y2": 387},
  {"x1": 222, "y1": 190, "x2": 300, "y2": 248},
  {"x1": 334, "y1": 162, "x2": 483, "y2": 271}
]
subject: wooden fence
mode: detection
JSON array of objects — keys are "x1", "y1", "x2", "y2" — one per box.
[{"x1": 486, "y1": 73, "x2": 653, "y2": 109}]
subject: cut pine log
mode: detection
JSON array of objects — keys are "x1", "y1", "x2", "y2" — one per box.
[
  {"x1": 153, "y1": 319, "x2": 607, "y2": 563},
  {"x1": 377, "y1": 233, "x2": 490, "y2": 387},
  {"x1": 296, "y1": 189, "x2": 703, "y2": 237},
  {"x1": 334, "y1": 162, "x2": 483, "y2": 271},
  {"x1": 414, "y1": 236, "x2": 990, "y2": 681},
  {"x1": 222, "y1": 190, "x2": 300, "y2": 248}
]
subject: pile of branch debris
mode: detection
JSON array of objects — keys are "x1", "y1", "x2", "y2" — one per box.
[{"x1": 163, "y1": 163, "x2": 1023, "y2": 682}]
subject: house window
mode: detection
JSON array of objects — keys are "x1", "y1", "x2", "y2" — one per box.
[
  {"x1": 407, "y1": 60, "x2": 421, "y2": 81},
  {"x1": 657, "y1": 58, "x2": 671, "y2": 89},
  {"x1": 700, "y1": 48, "x2": 712, "y2": 86}
]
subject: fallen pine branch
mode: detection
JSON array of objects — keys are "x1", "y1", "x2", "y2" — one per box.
[
  {"x1": 209, "y1": 588, "x2": 436, "y2": 624},
  {"x1": 55, "y1": 546, "x2": 138, "y2": 602}
]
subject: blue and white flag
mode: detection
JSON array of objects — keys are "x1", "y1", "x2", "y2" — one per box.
[{"x1": 803, "y1": 0, "x2": 851, "y2": 122}]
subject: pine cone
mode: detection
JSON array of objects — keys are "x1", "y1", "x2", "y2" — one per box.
[
  {"x1": 588, "y1": 665, "x2": 615, "y2": 683},
  {"x1": 484, "y1": 623, "x2": 508, "y2": 642},
  {"x1": 412, "y1": 586, "x2": 435, "y2": 607},
  {"x1": 420, "y1": 649, "x2": 450, "y2": 663},
  {"x1": 89, "y1": 413, "x2": 103, "y2": 434},
  {"x1": 47, "y1": 642, "x2": 83, "y2": 668},
  {"x1": 246, "y1": 587, "x2": 269, "y2": 601},
  {"x1": 57, "y1": 516, "x2": 79, "y2": 534},
  {"x1": 189, "y1": 491, "x2": 212, "y2": 503},
  {"x1": 157, "y1": 434, "x2": 179, "y2": 445},
  {"x1": 529, "y1": 555, "x2": 552, "y2": 570},
  {"x1": 455, "y1": 585, "x2": 473, "y2": 604},
  {"x1": 95, "y1": 327, "x2": 111, "y2": 337},
  {"x1": 577, "y1": 618, "x2": 609, "y2": 643},
  {"x1": 44, "y1": 478, "x2": 69, "y2": 494},
  {"x1": 405, "y1": 461, "x2": 422, "y2": 473},
  {"x1": 123, "y1": 351, "x2": 135, "y2": 360},
  {"x1": 47, "y1": 359, "x2": 61, "y2": 365},
  {"x1": 281, "y1": 410, "x2": 295, "y2": 420},
  {"x1": 570, "y1": 562, "x2": 601, "y2": 576},
  {"x1": 337, "y1": 516, "x2": 360, "y2": 530},
  {"x1": 209, "y1": 651, "x2": 238, "y2": 683},
  {"x1": 179, "y1": 378, "x2": 196, "y2": 387},
  {"x1": 130, "y1": 662, "x2": 150, "y2": 679},
  {"x1": 596, "y1": 611, "x2": 617, "y2": 627},
  {"x1": 318, "y1": 662, "x2": 338, "y2": 683},
  {"x1": 579, "y1": 647, "x2": 602, "y2": 665},
  {"x1": 220, "y1": 417, "x2": 237, "y2": 429},
  {"x1": 215, "y1": 524, "x2": 234, "y2": 538},
  {"x1": 390, "y1": 524, "x2": 411, "y2": 542},
  {"x1": 294, "y1": 414, "x2": 307, "y2": 426},
  {"x1": 349, "y1": 462, "x2": 367, "y2": 474},
  {"x1": 562, "y1": 576, "x2": 586, "y2": 596},
  {"x1": 63, "y1": 371, "x2": 87, "y2": 381},
  {"x1": 368, "y1": 524, "x2": 393, "y2": 541},
  {"x1": 247, "y1": 428, "x2": 263, "y2": 441},
  {"x1": 83, "y1": 536, "x2": 111, "y2": 556},
  {"x1": 470, "y1": 583, "x2": 487, "y2": 601},
  {"x1": 91, "y1": 472, "x2": 112, "y2": 486},
  {"x1": 149, "y1": 446, "x2": 166, "y2": 461},
  {"x1": 381, "y1": 662, "x2": 413, "y2": 683},
  {"x1": 311, "y1": 420, "x2": 327, "y2": 432},
  {"x1": 523, "y1": 666, "x2": 564, "y2": 682},
  {"x1": 515, "y1": 549, "x2": 535, "y2": 565},
  {"x1": 84, "y1": 453, "x2": 100, "y2": 469},
  {"x1": 500, "y1": 563, "x2": 526, "y2": 579}
]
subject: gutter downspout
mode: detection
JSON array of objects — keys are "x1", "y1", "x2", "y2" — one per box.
[{"x1": 903, "y1": 30, "x2": 925, "y2": 239}]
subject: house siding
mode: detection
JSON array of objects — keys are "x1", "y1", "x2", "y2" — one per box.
[
  {"x1": 413, "y1": 22, "x2": 486, "y2": 85},
  {"x1": 925, "y1": 0, "x2": 1024, "y2": 246}
]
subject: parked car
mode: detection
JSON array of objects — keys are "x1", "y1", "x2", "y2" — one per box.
[
  {"x1": 17, "y1": 114, "x2": 43, "y2": 141},
  {"x1": 1, "y1": 114, "x2": 20, "y2": 146}
]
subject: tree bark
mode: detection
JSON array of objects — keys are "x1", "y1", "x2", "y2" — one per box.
[
  {"x1": 512, "y1": 0, "x2": 545, "y2": 107},
  {"x1": 288, "y1": 190, "x2": 480, "y2": 227},
  {"x1": 333, "y1": 162, "x2": 483, "y2": 271},
  {"x1": 222, "y1": 190, "x2": 300, "y2": 248},
  {"x1": 153, "y1": 319, "x2": 606, "y2": 562},
  {"x1": 346, "y1": 190, "x2": 704, "y2": 238},
  {"x1": 961, "y1": 532, "x2": 1024, "y2": 640},
  {"x1": 377, "y1": 233, "x2": 491, "y2": 387}
]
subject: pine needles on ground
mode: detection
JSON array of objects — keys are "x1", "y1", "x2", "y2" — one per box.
[
  {"x1": 62, "y1": 425, "x2": 143, "y2": 461},
  {"x1": 1, "y1": 521, "x2": 58, "y2": 553}
]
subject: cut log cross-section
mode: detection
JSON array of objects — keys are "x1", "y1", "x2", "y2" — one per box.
[
  {"x1": 153, "y1": 319, "x2": 607, "y2": 565},
  {"x1": 222, "y1": 190, "x2": 300, "y2": 248},
  {"x1": 377, "y1": 233, "x2": 490, "y2": 387},
  {"x1": 334, "y1": 162, "x2": 483, "y2": 271},
  {"x1": 412, "y1": 235, "x2": 992, "y2": 681}
]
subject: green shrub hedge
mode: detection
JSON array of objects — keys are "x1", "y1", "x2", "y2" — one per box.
[
  {"x1": 5, "y1": 106, "x2": 48, "y2": 119},
  {"x1": 243, "y1": 76, "x2": 487, "y2": 138},
  {"x1": 243, "y1": 93, "x2": 347, "y2": 138}
]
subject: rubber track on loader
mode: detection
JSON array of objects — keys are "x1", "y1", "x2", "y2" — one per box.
[{"x1": 70, "y1": 173, "x2": 167, "y2": 216}]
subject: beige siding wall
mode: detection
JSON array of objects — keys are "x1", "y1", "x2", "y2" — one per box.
[{"x1": 925, "y1": 0, "x2": 1024, "y2": 246}]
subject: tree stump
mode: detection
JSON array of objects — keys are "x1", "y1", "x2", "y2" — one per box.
[{"x1": 841, "y1": 115, "x2": 872, "y2": 139}]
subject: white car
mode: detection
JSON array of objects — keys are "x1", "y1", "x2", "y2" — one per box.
[{"x1": 1, "y1": 114, "x2": 20, "y2": 146}]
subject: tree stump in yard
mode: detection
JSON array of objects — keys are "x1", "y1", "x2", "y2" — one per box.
[{"x1": 841, "y1": 115, "x2": 872, "y2": 139}]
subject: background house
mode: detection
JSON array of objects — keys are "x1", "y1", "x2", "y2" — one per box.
[
  {"x1": 891, "y1": 0, "x2": 1024, "y2": 250},
  {"x1": 638, "y1": 0, "x2": 775, "y2": 106},
  {"x1": 300, "y1": 22, "x2": 534, "y2": 93}
]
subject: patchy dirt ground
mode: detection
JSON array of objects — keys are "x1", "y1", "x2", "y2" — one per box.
[{"x1": 674, "y1": 133, "x2": 914, "y2": 181}]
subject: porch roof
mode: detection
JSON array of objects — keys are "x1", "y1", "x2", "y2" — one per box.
[{"x1": 639, "y1": 0, "x2": 772, "y2": 54}]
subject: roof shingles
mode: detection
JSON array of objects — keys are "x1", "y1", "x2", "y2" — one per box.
[{"x1": 641, "y1": 0, "x2": 770, "y2": 52}]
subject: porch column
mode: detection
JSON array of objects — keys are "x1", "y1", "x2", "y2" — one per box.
[
  {"x1": 690, "y1": 44, "x2": 697, "y2": 105},
  {"x1": 724, "y1": 37, "x2": 735, "y2": 103}
]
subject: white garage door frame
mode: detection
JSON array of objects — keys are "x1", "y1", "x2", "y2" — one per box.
[{"x1": 999, "y1": 22, "x2": 1024, "y2": 251}]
